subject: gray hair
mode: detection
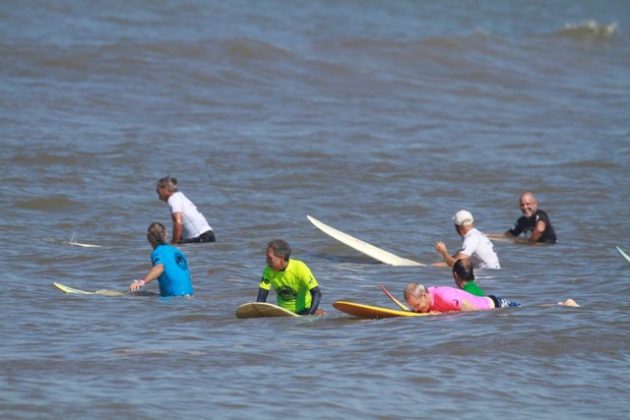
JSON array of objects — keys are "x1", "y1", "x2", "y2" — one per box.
[
  {"x1": 147, "y1": 222, "x2": 167, "y2": 245},
  {"x1": 403, "y1": 283, "x2": 427, "y2": 300},
  {"x1": 267, "y1": 239, "x2": 291, "y2": 261},
  {"x1": 157, "y1": 176, "x2": 178, "y2": 192}
]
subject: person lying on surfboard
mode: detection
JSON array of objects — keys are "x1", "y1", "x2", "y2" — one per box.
[
  {"x1": 496, "y1": 191, "x2": 557, "y2": 244},
  {"x1": 403, "y1": 283, "x2": 578, "y2": 313},
  {"x1": 404, "y1": 283, "x2": 518, "y2": 313},
  {"x1": 128, "y1": 222, "x2": 194, "y2": 297},
  {"x1": 434, "y1": 210, "x2": 501, "y2": 270},
  {"x1": 256, "y1": 239, "x2": 323, "y2": 315}
]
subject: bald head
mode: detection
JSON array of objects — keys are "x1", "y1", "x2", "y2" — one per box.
[
  {"x1": 519, "y1": 191, "x2": 539, "y2": 217},
  {"x1": 520, "y1": 191, "x2": 537, "y2": 203}
]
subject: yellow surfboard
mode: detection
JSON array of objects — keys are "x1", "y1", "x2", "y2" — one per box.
[
  {"x1": 333, "y1": 300, "x2": 436, "y2": 319},
  {"x1": 53, "y1": 282, "x2": 127, "y2": 297},
  {"x1": 235, "y1": 302, "x2": 300, "y2": 319}
]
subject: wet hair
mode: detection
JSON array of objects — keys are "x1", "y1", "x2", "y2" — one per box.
[
  {"x1": 453, "y1": 258, "x2": 474, "y2": 281},
  {"x1": 267, "y1": 239, "x2": 291, "y2": 261},
  {"x1": 147, "y1": 222, "x2": 167, "y2": 245},
  {"x1": 156, "y1": 176, "x2": 178, "y2": 192},
  {"x1": 403, "y1": 283, "x2": 427, "y2": 300}
]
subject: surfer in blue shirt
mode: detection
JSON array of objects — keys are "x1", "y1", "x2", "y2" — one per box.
[{"x1": 129, "y1": 222, "x2": 194, "y2": 297}]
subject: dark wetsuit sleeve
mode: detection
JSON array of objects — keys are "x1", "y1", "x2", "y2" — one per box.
[
  {"x1": 308, "y1": 286, "x2": 321, "y2": 314},
  {"x1": 256, "y1": 287, "x2": 269, "y2": 302},
  {"x1": 535, "y1": 210, "x2": 557, "y2": 243},
  {"x1": 298, "y1": 286, "x2": 321, "y2": 315},
  {"x1": 507, "y1": 217, "x2": 525, "y2": 236}
]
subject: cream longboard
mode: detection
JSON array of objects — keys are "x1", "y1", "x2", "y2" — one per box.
[
  {"x1": 235, "y1": 302, "x2": 300, "y2": 319},
  {"x1": 333, "y1": 300, "x2": 435, "y2": 319},
  {"x1": 616, "y1": 246, "x2": 630, "y2": 262},
  {"x1": 53, "y1": 282, "x2": 126, "y2": 297},
  {"x1": 307, "y1": 215, "x2": 424, "y2": 266}
]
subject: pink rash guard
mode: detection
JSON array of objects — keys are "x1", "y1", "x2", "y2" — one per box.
[{"x1": 428, "y1": 286, "x2": 494, "y2": 312}]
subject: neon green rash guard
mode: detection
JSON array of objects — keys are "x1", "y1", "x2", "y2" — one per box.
[
  {"x1": 259, "y1": 259, "x2": 319, "y2": 313},
  {"x1": 463, "y1": 281, "x2": 485, "y2": 297}
]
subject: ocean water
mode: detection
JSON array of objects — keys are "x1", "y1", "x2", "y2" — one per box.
[{"x1": 1, "y1": 1, "x2": 629, "y2": 418}]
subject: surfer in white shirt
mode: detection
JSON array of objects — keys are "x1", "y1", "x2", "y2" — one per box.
[
  {"x1": 156, "y1": 176, "x2": 215, "y2": 244},
  {"x1": 433, "y1": 209, "x2": 500, "y2": 270}
]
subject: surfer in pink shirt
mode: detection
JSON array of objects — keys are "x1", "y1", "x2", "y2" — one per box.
[
  {"x1": 403, "y1": 283, "x2": 514, "y2": 313},
  {"x1": 403, "y1": 283, "x2": 579, "y2": 313}
]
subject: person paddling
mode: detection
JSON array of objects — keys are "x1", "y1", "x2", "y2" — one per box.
[{"x1": 403, "y1": 283, "x2": 578, "y2": 314}]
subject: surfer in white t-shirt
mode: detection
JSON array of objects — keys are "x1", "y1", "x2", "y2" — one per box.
[
  {"x1": 156, "y1": 176, "x2": 215, "y2": 244},
  {"x1": 433, "y1": 209, "x2": 500, "y2": 270}
]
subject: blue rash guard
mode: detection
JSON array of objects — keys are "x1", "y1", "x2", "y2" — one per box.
[{"x1": 151, "y1": 244, "x2": 193, "y2": 297}]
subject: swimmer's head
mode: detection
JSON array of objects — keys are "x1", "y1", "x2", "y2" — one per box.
[
  {"x1": 404, "y1": 283, "x2": 431, "y2": 313},
  {"x1": 147, "y1": 222, "x2": 167, "y2": 246},
  {"x1": 452, "y1": 258, "x2": 474, "y2": 288}
]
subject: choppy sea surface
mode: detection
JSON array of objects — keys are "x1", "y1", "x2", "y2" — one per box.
[{"x1": 1, "y1": 1, "x2": 629, "y2": 418}]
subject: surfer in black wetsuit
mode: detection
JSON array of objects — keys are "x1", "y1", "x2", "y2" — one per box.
[{"x1": 505, "y1": 191, "x2": 557, "y2": 244}]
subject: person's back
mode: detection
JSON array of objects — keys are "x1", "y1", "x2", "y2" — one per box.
[
  {"x1": 428, "y1": 286, "x2": 494, "y2": 312},
  {"x1": 462, "y1": 281, "x2": 485, "y2": 296},
  {"x1": 151, "y1": 243, "x2": 193, "y2": 297},
  {"x1": 460, "y1": 227, "x2": 500, "y2": 269},
  {"x1": 156, "y1": 176, "x2": 215, "y2": 244},
  {"x1": 129, "y1": 222, "x2": 194, "y2": 297},
  {"x1": 167, "y1": 191, "x2": 212, "y2": 240},
  {"x1": 435, "y1": 210, "x2": 500, "y2": 270},
  {"x1": 452, "y1": 259, "x2": 486, "y2": 296}
]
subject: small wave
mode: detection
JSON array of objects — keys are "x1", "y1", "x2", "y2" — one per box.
[
  {"x1": 220, "y1": 38, "x2": 292, "y2": 61},
  {"x1": 15, "y1": 196, "x2": 85, "y2": 211},
  {"x1": 554, "y1": 20, "x2": 618, "y2": 40},
  {"x1": 555, "y1": 159, "x2": 621, "y2": 170}
]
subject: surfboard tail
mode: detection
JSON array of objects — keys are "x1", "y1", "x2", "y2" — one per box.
[{"x1": 307, "y1": 215, "x2": 424, "y2": 266}]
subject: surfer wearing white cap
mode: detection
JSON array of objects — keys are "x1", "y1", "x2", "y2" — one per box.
[{"x1": 433, "y1": 209, "x2": 501, "y2": 270}]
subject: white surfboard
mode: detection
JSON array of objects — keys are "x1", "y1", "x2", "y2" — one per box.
[
  {"x1": 617, "y1": 246, "x2": 630, "y2": 262},
  {"x1": 53, "y1": 282, "x2": 126, "y2": 296},
  {"x1": 307, "y1": 215, "x2": 424, "y2": 266},
  {"x1": 63, "y1": 234, "x2": 104, "y2": 248},
  {"x1": 64, "y1": 241, "x2": 104, "y2": 248}
]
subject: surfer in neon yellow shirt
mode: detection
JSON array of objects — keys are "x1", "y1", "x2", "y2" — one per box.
[{"x1": 256, "y1": 239, "x2": 322, "y2": 315}]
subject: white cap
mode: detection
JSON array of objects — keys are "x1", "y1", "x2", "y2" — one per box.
[{"x1": 453, "y1": 209, "x2": 474, "y2": 226}]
